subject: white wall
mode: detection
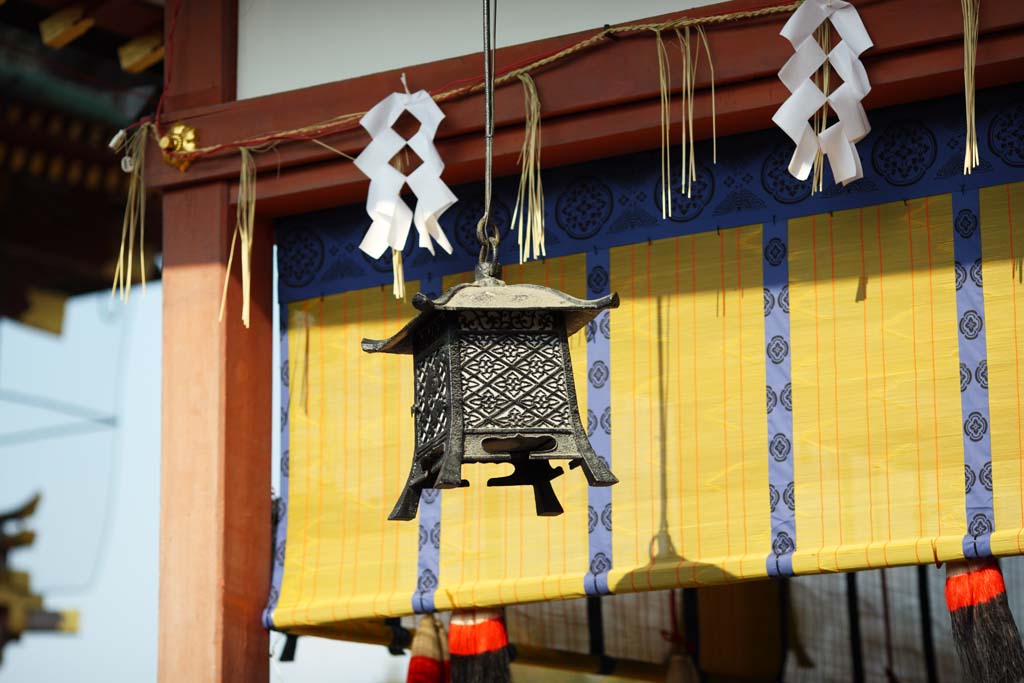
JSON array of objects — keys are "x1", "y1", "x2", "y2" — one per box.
[{"x1": 237, "y1": 0, "x2": 718, "y2": 99}]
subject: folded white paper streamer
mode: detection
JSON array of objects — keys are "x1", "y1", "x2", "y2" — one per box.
[
  {"x1": 354, "y1": 91, "x2": 457, "y2": 259},
  {"x1": 772, "y1": 0, "x2": 873, "y2": 186}
]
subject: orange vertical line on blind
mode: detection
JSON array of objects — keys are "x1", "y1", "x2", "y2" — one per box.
[
  {"x1": 906, "y1": 201, "x2": 925, "y2": 564},
  {"x1": 720, "y1": 229, "x2": 733, "y2": 566},
  {"x1": 828, "y1": 213, "x2": 844, "y2": 566},
  {"x1": 1007, "y1": 184, "x2": 1024, "y2": 552},
  {"x1": 736, "y1": 227, "x2": 749, "y2": 570},
  {"x1": 877, "y1": 206, "x2": 894, "y2": 566},
  {"x1": 923, "y1": 197, "x2": 943, "y2": 536},
  {"x1": 646, "y1": 243, "x2": 655, "y2": 590},
  {"x1": 349, "y1": 291, "x2": 364, "y2": 618},
  {"x1": 811, "y1": 215, "x2": 826, "y2": 572},
  {"x1": 859, "y1": 209, "x2": 875, "y2": 567},
  {"x1": 333, "y1": 295, "x2": 349, "y2": 622},
  {"x1": 675, "y1": 236, "x2": 686, "y2": 585},
  {"x1": 296, "y1": 300, "x2": 310, "y2": 613},
  {"x1": 691, "y1": 235, "x2": 702, "y2": 582},
  {"x1": 629, "y1": 243, "x2": 640, "y2": 592},
  {"x1": 306, "y1": 295, "x2": 325, "y2": 621}
]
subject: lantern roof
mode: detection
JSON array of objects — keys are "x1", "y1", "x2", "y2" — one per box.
[{"x1": 362, "y1": 278, "x2": 619, "y2": 355}]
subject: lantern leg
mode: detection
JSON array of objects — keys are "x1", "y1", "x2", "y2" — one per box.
[
  {"x1": 487, "y1": 451, "x2": 565, "y2": 516},
  {"x1": 389, "y1": 453, "x2": 433, "y2": 521},
  {"x1": 567, "y1": 441, "x2": 618, "y2": 487}
]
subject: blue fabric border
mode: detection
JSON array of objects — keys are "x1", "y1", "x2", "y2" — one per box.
[
  {"x1": 263, "y1": 302, "x2": 291, "y2": 629},
  {"x1": 584, "y1": 250, "x2": 613, "y2": 596},
  {"x1": 411, "y1": 281, "x2": 444, "y2": 613},
  {"x1": 762, "y1": 221, "x2": 796, "y2": 576},
  {"x1": 275, "y1": 87, "x2": 1024, "y2": 306},
  {"x1": 953, "y1": 190, "x2": 995, "y2": 558}
]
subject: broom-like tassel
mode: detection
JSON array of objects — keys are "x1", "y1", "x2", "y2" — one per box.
[
  {"x1": 449, "y1": 608, "x2": 510, "y2": 683},
  {"x1": 407, "y1": 615, "x2": 449, "y2": 683},
  {"x1": 946, "y1": 559, "x2": 1024, "y2": 682}
]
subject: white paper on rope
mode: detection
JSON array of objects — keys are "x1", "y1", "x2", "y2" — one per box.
[
  {"x1": 772, "y1": 0, "x2": 873, "y2": 185},
  {"x1": 354, "y1": 91, "x2": 457, "y2": 259}
]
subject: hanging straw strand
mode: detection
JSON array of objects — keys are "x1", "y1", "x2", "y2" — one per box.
[
  {"x1": 111, "y1": 122, "x2": 153, "y2": 302},
  {"x1": 961, "y1": 0, "x2": 981, "y2": 174},
  {"x1": 219, "y1": 147, "x2": 257, "y2": 327},
  {"x1": 510, "y1": 72, "x2": 545, "y2": 263},
  {"x1": 654, "y1": 29, "x2": 672, "y2": 219}
]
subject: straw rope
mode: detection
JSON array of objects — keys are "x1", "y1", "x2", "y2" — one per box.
[
  {"x1": 510, "y1": 73, "x2": 545, "y2": 263},
  {"x1": 153, "y1": 1, "x2": 801, "y2": 165}
]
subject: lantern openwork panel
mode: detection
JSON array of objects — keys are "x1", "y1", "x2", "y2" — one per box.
[{"x1": 363, "y1": 278, "x2": 619, "y2": 521}]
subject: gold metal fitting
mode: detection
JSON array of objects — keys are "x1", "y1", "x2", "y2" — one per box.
[{"x1": 158, "y1": 122, "x2": 197, "y2": 172}]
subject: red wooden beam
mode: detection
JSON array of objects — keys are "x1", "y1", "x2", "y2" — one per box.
[
  {"x1": 238, "y1": 25, "x2": 1024, "y2": 219},
  {"x1": 145, "y1": 0, "x2": 1024, "y2": 196}
]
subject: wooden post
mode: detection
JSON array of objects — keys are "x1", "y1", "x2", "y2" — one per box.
[
  {"x1": 159, "y1": 185, "x2": 272, "y2": 682},
  {"x1": 157, "y1": 1, "x2": 268, "y2": 681}
]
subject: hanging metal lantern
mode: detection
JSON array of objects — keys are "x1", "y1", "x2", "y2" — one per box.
[{"x1": 363, "y1": 262, "x2": 619, "y2": 520}]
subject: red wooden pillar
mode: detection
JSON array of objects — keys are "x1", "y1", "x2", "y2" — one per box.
[{"x1": 157, "y1": 2, "x2": 271, "y2": 682}]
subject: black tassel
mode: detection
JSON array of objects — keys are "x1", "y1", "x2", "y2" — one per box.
[{"x1": 946, "y1": 559, "x2": 1024, "y2": 682}]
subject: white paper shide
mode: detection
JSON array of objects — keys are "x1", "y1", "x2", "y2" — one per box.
[
  {"x1": 355, "y1": 91, "x2": 457, "y2": 262},
  {"x1": 772, "y1": 0, "x2": 873, "y2": 186}
]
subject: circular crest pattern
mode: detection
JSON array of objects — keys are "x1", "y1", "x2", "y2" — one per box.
[
  {"x1": 769, "y1": 484, "x2": 780, "y2": 513},
  {"x1": 770, "y1": 433, "x2": 791, "y2": 462},
  {"x1": 588, "y1": 506, "x2": 598, "y2": 533},
  {"x1": 779, "y1": 285, "x2": 790, "y2": 314},
  {"x1": 960, "y1": 363, "x2": 972, "y2": 392},
  {"x1": 587, "y1": 409, "x2": 597, "y2": 437},
  {"x1": 654, "y1": 164, "x2": 715, "y2": 223},
  {"x1": 589, "y1": 361, "x2": 610, "y2": 388},
  {"x1": 277, "y1": 225, "x2": 324, "y2": 288},
  {"x1": 601, "y1": 503, "x2": 612, "y2": 531},
  {"x1": 969, "y1": 513, "x2": 994, "y2": 538},
  {"x1": 871, "y1": 121, "x2": 937, "y2": 186},
  {"x1": 600, "y1": 407, "x2": 612, "y2": 435},
  {"x1": 964, "y1": 464, "x2": 976, "y2": 493},
  {"x1": 766, "y1": 385, "x2": 778, "y2": 413},
  {"x1": 772, "y1": 531, "x2": 795, "y2": 556},
  {"x1": 955, "y1": 209, "x2": 979, "y2": 239},
  {"x1": 975, "y1": 359, "x2": 988, "y2": 389},
  {"x1": 954, "y1": 262, "x2": 966, "y2": 291},
  {"x1": 964, "y1": 411, "x2": 988, "y2": 442},
  {"x1": 970, "y1": 259, "x2": 984, "y2": 288},
  {"x1": 960, "y1": 310, "x2": 984, "y2": 340},
  {"x1": 780, "y1": 383, "x2": 793, "y2": 411},
  {"x1": 765, "y1": 238, "x2": 787, "y2": 267},
  {"x1": 556, "y1": 178, "x2": 614, "y2": 239},
  {"x1": 762, "y1": 145, "x2": 812, "y2": 204},
  {"x1": 980, "y1": 461, "x2": 993, "y2": 491},
  {"x1": 764, "y1": 288, "x2": 776, "y2": 317},
  {"x1": 590, "y1": 552, "x2": 612, "y2": 575},
  {"x1": 767, "y1": 335, "x2": 790, "y2": 364},
  {"x1": 989, "y1": 103, "x2": 1024, "y2": 167},
  {"x1": 783, "y1": 482, "x2": 796, "y2": 510},
  {"x1": 453, "y1": 198, "x2": 511, "y2": 257}
]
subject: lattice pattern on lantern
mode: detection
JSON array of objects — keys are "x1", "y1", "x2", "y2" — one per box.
[{"x1": 772, "y1": 0, "x2": 873, "y2": 186}]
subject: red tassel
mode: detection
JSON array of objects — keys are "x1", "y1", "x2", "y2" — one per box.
[
  {"x1": 408, "y1": 615, "x2": 449, "y2": 683},
  {"x1": 945, "y1": 559, "x2": 1024, "y2": 682},
  {"x1": 449, "y1": 609, "x2": 510, "y2": 683}
]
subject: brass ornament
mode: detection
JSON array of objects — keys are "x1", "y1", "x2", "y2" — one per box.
[{"x1": 158, "y1": 122, "x2": 197, "y2": 172}]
